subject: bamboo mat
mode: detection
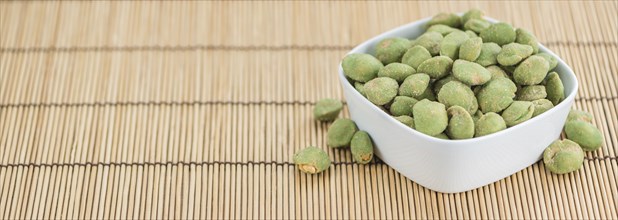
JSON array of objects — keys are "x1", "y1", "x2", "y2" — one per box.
[{"x1": 0, "y1": 1, "x2": 617, "y2": 219}]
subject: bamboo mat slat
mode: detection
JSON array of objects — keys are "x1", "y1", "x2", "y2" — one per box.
[{"x1": 1, "y1": 1, "x2": 617, "y2": 219}]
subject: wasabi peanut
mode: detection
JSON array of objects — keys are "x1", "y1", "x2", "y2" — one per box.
[
  {"x1": 432, "y1": 75, "x2": 456, "y2": 94},
  {"x1": 459, "y1": 37, "x2": 483, "y2": 61},
  {"x1": 327, "y1": 119, "x2": 358, "y2": 148},
  {"x1": 378, "y1": 63, "x2": 416, "y2": 83},
  {"x1": 465, "y1": 30, "x2": 478, "y2": 38},
  {"x1": 313, "y1": 98, "x2": 343, "y2": 121},
  {"x1": 412, "y1": 86, "x2": 437, "y2": 101},
  {"x1": 402, "y1": 45, "x2": 432, "y2": 69},
  {"x1": 412, "y1": 32, "x2": 444, "y2": 56},
  {"x1": 452, "y1": 59, "x2": 492, "y2": 85},
  {"x1": 501, "y1": 101, "x2": 535, "y2": 127},
  {"x1": 342, "y1": 53, "x2": 382, "y2": 82},
  {"x1": 437, "y1": 81, "x2": 478, "y2": 114},
  {"x1": 537, "y1": 52, "x2": 558, "y2": 70},
  {"x1": 496, "y1": 43, "x2": 533, "y2": 66},
  {"x1": 475, "y1": 112, "x2": 507, "y2": 137},
  {"x1": 567, "y1": 109, "x2": 593, "y2": 123},
  {"x1": 477, "y1": 71, "x2": 517, "y2": 113},
  {"x1": 426, "y1": 12, "x2": 462, "y2": 28},
  {"x1": 390, "y1": 96, "x2": 418, "y2": 116},
  {"x1": 486, "y1": 65, "x2": 509, "y2": 79},
  {"x1": 531, "y1": 99, "x2": 554, "y2": 117},
  {"x1": 375, "y1": 37, "x2": 411, "y2": 64},
  {"x1": 350, "y1": 131, "x2": 374, "y2": 164},
  {"x1": 475, "y1": 43, "x2": 501, "y2": 67},
  {"x1": 440, "y1": 31, "x2": 470, "y2": 59},
  {"x1": 480, "y1": 22, "x2": 516, "y2": 46},
  {"x1": 293, "y1": 146, "x2": 331, "y2": 174},
  {"x1": 417, "y1": 56, "x2": 453, "y2": 79},
  {"x1": 543, "y1": 140, "x2": 584, "y2": 174},
  {"x1": 446, "y1": 106, "x2": 475, "y2": 139},
  {"x1": 513, "y1": 55, "x2": 549, "y2": 85},
  {"x1": 364, "y1": 77, "x2": 399, "y2": 105},
  {"x1": 515, "y1": 28, "x2": 539, "y2": 54},
  {"x1": 464, "y1": 18, "x2": 491, "y2": 33},
  {"x1": 427, "y1": 24, "x2": 458, "y2": 36},
  {"x1": 433, "y1": 133, "x2": 450, "y2": 140},
  {"x1": 354, "y1": 82, "x2": 366, "y2": 96},
  {"x1": 394, "y1": 115, "x2": 415, "y2": 128},
  {"x1": 461, "y1": 9, "x2": 484, "y2": 24},
  {"x1": 399, "y1": 74, "x2": 431, "y2": 97},
  {"x1": 471, "y1": 110, "x2": 484, "y2": 124},
  {"x1": 413, "y1": 99, "x2": 448, "y2": 136},
  {"x1": 564, "y1": 121, "x2": 604, "y2": 151},
  {"x1": 516, "y1": 85, "x2": 547, "y2": 101},
  {"x1": 544, "y1": 72, "x2": 565, "y2": 105}
]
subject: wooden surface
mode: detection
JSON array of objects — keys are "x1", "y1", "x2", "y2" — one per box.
[{"x1": 1, "y1": 1, "x2": 617, "y2": 219}]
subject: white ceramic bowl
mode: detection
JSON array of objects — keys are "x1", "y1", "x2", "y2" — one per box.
[{"x1": 338, "y1": 15, "x2": 578, "y2": 193}]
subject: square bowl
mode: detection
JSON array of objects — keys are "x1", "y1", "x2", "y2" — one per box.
[{"x1": 338, "y1": 15, "x2": 578, "y2": 193}]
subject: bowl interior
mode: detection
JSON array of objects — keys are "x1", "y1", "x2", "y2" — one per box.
[{"x1": 339, "y1": 16, "x2": 578, "y2": 143}]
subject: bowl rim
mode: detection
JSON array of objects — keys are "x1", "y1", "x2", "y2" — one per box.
[{"x1": 337, "y1": 14, "x2": 579, "y2": 143}]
